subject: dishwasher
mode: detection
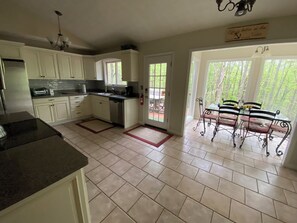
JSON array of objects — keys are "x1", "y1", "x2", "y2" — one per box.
[{"x1": 109, "y1": 98, "x2": 124, "y2": 125}]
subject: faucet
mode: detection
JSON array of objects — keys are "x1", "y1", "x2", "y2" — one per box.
[{"x1": 111, "y1": 84, "x2": 117, "y2": 94}]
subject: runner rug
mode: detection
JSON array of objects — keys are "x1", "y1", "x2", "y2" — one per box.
[
  {"x1": 77, "y1": 119, "x2": 114, "y2": 133},
  {"x1": 124, "y1": 126, "x2": 173, "y2": 147}
]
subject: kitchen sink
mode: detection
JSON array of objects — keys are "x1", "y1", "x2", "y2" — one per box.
[{"x1": 96, "y1": 92, "x2": 114, "y2": 96}]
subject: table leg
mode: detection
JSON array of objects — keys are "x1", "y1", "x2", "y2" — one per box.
[{"x1": 275, "y1": 121, "x2": 292, "y2": 156}]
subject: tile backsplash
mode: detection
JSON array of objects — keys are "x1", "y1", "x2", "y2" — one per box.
[
  {"x1": 29, "y1": 79, "x2": 104, "y2": 91},
  {"x1": 29, "y1": 79, "x2": 138, "y2": 93}
]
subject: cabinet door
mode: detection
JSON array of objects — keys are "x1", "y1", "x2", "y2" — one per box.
[
  {"x1": 91, "y1": 97, "x2": 101, "y2": 117},
  {"x1": 22, "y1": 48, "x2": 42, "y2": 79},
  {"x1": 83, "y1": 57, "x2": 96, "y2": 80},
  {"x1": 71, "y1": 56, "x2": 84, "y2": 80},
  {"x1": 100, "y1": 101, "x2": 110, "y2": 121},
  {"x1": 121, "y1": 50, "x2": 138, "y2": 81},
  {"x1": 53, "y1": 101, "x2": 70, "y2": 122},
  {"x1": 82, "y1": 96, "x2": 92, "y2": 116},
  {"x1": 39, "y1": 52, "x2": 59, "y2": 79},
  {"x1": 57, "y1": 54, "x2": 72, "y2": 79},
  {"x1": 34, "y1": 103, "x2": 54, "y2": 123},
  {"x1": 95, "y1": 60, "x2": 104, "y2": 80}
]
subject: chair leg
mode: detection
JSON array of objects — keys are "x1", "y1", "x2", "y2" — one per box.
[
  {"x1": 232, "y1": 127, "x2": 237, "y2": 148},
  {"x1": 211, "y1": 124, "x2": 218, "y2": 142},
  {"x1": 264, "y1": 134, "x2": 270, "y2": 156},
  {"x1": 193, "y1": 119, "x2": 200, "y2": 131},
  {"x1": 239, "y1": 128, "x2": 248, "y2": 149}
]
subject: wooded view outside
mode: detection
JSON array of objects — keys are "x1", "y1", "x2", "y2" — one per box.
[
  {"x1": 256, "y1": 59, "x2": 297, "y2": 121},
  {"x1": 148, "y1": 63, "x2": 167, "y2": 122},
  {"x1": 204, "y1": 60, "x2": 251, "y2": 106},
  {"x1": 106, "y1": 61, "x2": 127, "y2": 86}
]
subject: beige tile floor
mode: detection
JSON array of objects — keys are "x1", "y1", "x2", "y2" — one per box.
[{"x1": 54, "y1": 120, "x2": 297, "y2": 223}]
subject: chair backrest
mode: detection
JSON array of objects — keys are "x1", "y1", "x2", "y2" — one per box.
[
  {"x1": 248, "y1": 109, "x2": 277, "y2": 128},
  {"x1": 218, "y1": 104, "x2": 240, "y2": 122},
  {"x1": 243, "y1": 101, "x2": 262, "y2": 109},
  {"x1": 222, "y1": 98, "x2": 239, "y2": 106}
]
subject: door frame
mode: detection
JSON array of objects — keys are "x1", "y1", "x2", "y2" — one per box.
[{"x1": 143, "y1": 53, "x2": 174, "y2": 130}]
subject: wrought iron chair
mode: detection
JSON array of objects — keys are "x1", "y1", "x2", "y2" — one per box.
[
  {"x1": 269, "y1": 120, "x2": 292, "y2": 156},
  {"x1": 222, "y1": 99, "x2": 239, "y2": 106},
  {"x1": 240, "y1": 101, "x2": 262, "y2": 133},
  {"x1": 239, "y1": 109, "x2": 278, "y2": 156},
  {"x1": 211, "y1": 104, "x2": 240, "y2": 147},
  {"x1": 193, "y1": 97, "x2": 217, "y2": 136}
]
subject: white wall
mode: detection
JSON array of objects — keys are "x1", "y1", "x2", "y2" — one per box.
[
  {"x1": 138, "y1": 15, "x2": 297, "y2": 136},
  {"x1": 0, "y1": 2, "x2": 93, "y2": 52}
]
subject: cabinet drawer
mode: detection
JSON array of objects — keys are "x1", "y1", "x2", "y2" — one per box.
[
  {"x1": 69, "y1": 95, "x2": 85, "y2": 101},
  {"x1": 33, "y1": 97, "x2": 68, "y2": 104},
  {"x1": 70, "y1": 100, "x2": 83, "y2": 106},
  {"x1": 92, "y1": 95, "x2": 109, "y2": 102}
]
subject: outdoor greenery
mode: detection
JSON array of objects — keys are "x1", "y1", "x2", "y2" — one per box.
[
  {"x1": 256, "y1": 59, "x2": 297, "y2": 121},
  {"x1": 204, "y1": 58, "x2": 297, "y2": 122},
  {"x1": 149, "y1": 63, "x2": 167, "y2": 89},
  {"x1": 106, "y1": 61, "x2": 127, "y2": 86},
  {"x1": 205, "y1": 60, "x2": 251, "y2": 106}
]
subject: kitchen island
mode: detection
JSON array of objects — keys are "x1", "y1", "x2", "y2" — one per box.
[{"x1": 0, "y1": 112, "x2": 90, "y2": 223}]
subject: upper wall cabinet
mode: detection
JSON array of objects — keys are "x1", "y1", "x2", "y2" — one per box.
[
  {"x1": 0, "y1": 40, "x2": 23, "y2": 59},
  {"x1": 22, "y1": 48, "x2": 59, "y2": 79},
  {"x1": 121, "y1": 50, "x2": 139, "y2": 81},
  {"x1": 83, "y1": 56, "x2": 103, "y2": 80},
  {"x1": 58, "y1": 54, "x2": 84, "y2": 80}
]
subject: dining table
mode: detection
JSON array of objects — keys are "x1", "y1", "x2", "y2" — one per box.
[{"x1": 199, "y1": 104, "x2": 292, "y2": 156}]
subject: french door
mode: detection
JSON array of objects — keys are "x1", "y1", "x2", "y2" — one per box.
[{"x1": 144, "y1": 54, "x2": 172, "y2": 129}]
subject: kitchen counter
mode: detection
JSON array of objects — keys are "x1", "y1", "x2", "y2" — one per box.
[
  {"x1": 32, "y1": 91, "x2": 138, "y2": 100},
  {"x1": 0, "y1": 113, "x2": 88, "y2": 211}
]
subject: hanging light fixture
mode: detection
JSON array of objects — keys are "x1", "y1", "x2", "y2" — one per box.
[
  {"x1": 48, "y1": 10, "x2": 70, "y2": 51},
  {"x1": 216, "y1": 0, "x2": 256, "y2": 16}
]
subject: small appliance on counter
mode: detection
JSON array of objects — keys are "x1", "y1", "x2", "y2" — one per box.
[
  {"x1": 78, "y1": 84, "x2": 87, "y2": 94},
  {"x1": 125, "y1": 86, "x2": 133, "y2": 97},
  {"x1": 31, "y1": 87, "x2": 50, "y2": 97}
]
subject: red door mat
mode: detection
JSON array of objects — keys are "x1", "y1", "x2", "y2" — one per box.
[
  {"x1": 77, "y1": 119, "x2": 114, "y2": 133},
  {"x1": 124, "y1": 126, "x2": 173, "y2": 147}
]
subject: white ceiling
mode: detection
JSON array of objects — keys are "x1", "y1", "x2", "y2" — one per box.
[{"x1": 5, "y1": 0, "x2": 297, "y2": 50}]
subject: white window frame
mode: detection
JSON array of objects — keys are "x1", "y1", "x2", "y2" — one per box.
[{"x1": 103, "y1": 58, "x2": 127, "y2": 86}]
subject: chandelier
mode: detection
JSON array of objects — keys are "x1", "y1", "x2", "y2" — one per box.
[
  {"x1": 48, "y1": 10, "x2": 70, "y2": 51},
  {"x1": 216, "y1": 0, "x2": 256, "y2": 16}
]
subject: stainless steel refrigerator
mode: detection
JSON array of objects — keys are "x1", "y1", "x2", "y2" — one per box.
[{"x1": 0, "y1": 58, "x2": 34, "y2": 115}]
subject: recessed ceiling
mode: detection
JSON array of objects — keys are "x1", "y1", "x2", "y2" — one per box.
[{"x1": 3, "y1": 0, "x2": 297, "y2": 51}]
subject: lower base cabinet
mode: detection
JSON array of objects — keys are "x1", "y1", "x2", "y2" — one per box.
[
  {"x1": 91, "y1": 95, "x2": 110, "y2": 122},
  {"x1": 33, "y1": 97, "x2": 70, "y2": 123},
  {"x1": 0, "y1": 169, "x2": 91, "y2": 223}
]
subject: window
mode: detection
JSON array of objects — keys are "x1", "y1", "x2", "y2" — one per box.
[
  {"x1": 105, "y1": 60, "x2": 127, "y2": 86},
  {"x1": 205, "y1": 60, "x2": 251, "y2": 106},
  {"x1": 256, "y1": 58, "x2": 297, "y2": 121}
]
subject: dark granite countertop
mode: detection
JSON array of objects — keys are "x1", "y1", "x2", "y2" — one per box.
[
  {"x1": 32, "y1": 91, "x2": 138, "y2": 100},
  {"x1": 0, "y1": 135, "x2": 88, "y2": 211},
  {"x1": 0, "y1": 112, "x2": 35, "y2": 125}
]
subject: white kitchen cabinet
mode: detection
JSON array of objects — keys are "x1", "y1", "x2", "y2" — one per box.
[
  {"x1": 57, "y1": 54, "x2": 84, "y2": 80},
  {"x1": 91, "y1": 95, "x2": 110, "y2": 122},
  {"x1": 124, "y1": 98, "x2": 139, "y2": 128},
  {"x1": 33, "y1": 97, "x2": 70, "y2": 123},
  {"x1": 0, "y1": 169, "x2": 90, "y2": 223},
  {"x1": 33, "y1": 102, "x2": 55, "y2": 123},
  {"x1": 83, "y1": 57, "x2": 98, "y2": 80},
  {"x1": 121, "y1": 50, "x2": 139, "y2": 81},
  {"x1": 22, "y1": 48, "x2": 59, "y2": 79},
  {"x1": 57, "y1": 54, "x2": 72, "y2": 79},
  {"x1": 69, "y1": 95, "x2": 91, "y2": 118},
  {"x1": 38, "y1": 51, "x2": 59, "y2": 79},
  {"x1": 22, "y1": 48, "x2": 42, "y2": 79},
  {"x1": 0, "y1": 40, "x2": 23, "y2": 59},
  {"x1": 71, "y1": 55, "x2": 84, "y2": 80}
]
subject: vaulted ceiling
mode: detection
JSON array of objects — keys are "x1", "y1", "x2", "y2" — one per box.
[{"x1": 1, "y1": 0, "x2": 297, "y2": 51}]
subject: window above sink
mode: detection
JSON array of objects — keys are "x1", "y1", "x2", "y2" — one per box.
[{"x1": 103, "y1": 58, "x2": 127, "y2": 86}]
